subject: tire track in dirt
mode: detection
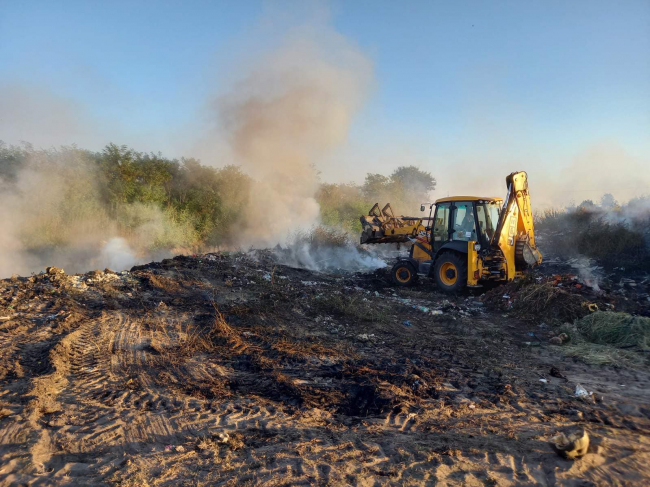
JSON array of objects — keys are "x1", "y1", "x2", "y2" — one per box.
[
  {"x1": 36, "y1": 310, "x2": 290, "y2": 482},
  {"x1": 0, "y1": 316, "x2": 83, "y2": 482},
  {"x1": 63, "y1": 311, "x2": 177, "y2": 440}
]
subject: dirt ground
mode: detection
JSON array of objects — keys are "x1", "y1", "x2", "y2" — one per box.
[{"x1": 0, "y1": 251, "x2": 649, "y2": 486}]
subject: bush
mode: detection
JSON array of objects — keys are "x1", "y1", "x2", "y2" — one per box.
[
  {"x1": 536, "y1": 204, "x2": 650, "y2": 271},
  {"x1": 1, "y1": 141, "x2": 436, "y2": 261}
]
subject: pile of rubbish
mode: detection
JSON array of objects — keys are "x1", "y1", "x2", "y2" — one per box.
[{"x1": 482, "y1": 271, "x2": 649, "y2": 323}]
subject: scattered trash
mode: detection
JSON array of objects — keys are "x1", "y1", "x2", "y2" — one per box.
[
  {"x1": 539, "y1": 378, "x2": 548, "y2": 383},
  {"x1": 549, "y1": 429, "x2": 590, "y2": 460},
  {"x1": 164, "y1": 445, "x2": 173, "y2": 452},
  {"x1": 549, "y1": 333, "x2": 569, "y2": 345},
  {"x1": 574, "y1": 384, "x2": 593, "y2": 400},
  {"x1": 549, "y1": 366, "x2": 566, "y2": 380},
  {"x1": 216, "y1": 432, "x2": 230, "y2": 444},
  {"x1": 403, "y1": 320, "x2": 412, "y2": 327},
  {"x1": 356, "y1": 333, "x2": 376, "y2": 343}
]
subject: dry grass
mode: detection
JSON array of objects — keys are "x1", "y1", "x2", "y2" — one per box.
[
  {"x1": 512, "y1": 283, "x2": 588, "y2": 322},
  {"x1": 150, "y1": 315, "x2": 216, "y2": 364},
  {"x1": 484, "y1": 280, "x2": 589, "y2": 323},
  {"x1": 315, "y1": 292, "x2": 389, "y2": 323},
  {"x1": 555, "y1": 312, "x2": 650, "y2": 368},
  {"x1": 294, "y1": 225, "x2": 352, "y2": 248}
]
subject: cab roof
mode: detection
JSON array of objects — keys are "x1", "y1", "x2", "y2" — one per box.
[{"x1": 434, "y1": 196, "x2": 503, "y2": 204}]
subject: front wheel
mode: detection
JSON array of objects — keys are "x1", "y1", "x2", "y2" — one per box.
[
  {"x1": 391, "y1": 261, "x2": 418, "y2": 287},
  {"x1": 434, "y1": 253, "x2": 467, "y2": 293}
]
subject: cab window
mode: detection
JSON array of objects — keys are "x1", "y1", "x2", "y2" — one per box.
[
  {"x1": 452, "y1": 203, "x2": 477, "y2": 241},
  {"x1": 476, "y1": 202, "x2": 500, "y2": 244},
  {"x1": 432, "y1": 202, "x2": 451, "y2": 250}
]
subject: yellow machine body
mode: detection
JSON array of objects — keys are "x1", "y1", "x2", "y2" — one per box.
[{"x1": 359, "y1": 171, "x2": 542, "y2": 292}]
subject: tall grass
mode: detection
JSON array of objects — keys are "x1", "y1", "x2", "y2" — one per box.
[{"x1": 536, "y1": 204, "x2": 650, "y2": 271}]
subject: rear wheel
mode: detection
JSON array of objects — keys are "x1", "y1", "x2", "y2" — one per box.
[
  {"x1": 434, "y1": 253, "x2": 467, "y2": 293},
  {"x1": 391, "y1": 261, "x2": 418, "y2": 287}
]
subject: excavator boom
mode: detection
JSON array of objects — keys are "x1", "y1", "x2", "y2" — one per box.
[{"x1": 491, "y1": 171, "x2": 542, "y2": 279}]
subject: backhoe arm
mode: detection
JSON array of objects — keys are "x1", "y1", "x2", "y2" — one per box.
[{"x1": 491, "y1": 171, "x2": 542, "y2": 278}]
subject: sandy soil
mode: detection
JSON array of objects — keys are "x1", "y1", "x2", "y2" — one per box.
[{"x1": 0, "y1": 253, "x2": 648, "y2": 486}]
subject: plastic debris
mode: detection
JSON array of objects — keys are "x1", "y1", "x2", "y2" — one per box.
[
  {"x1": 539, "y1": 378, "x2": 548, "y2": 383},
  {"x1": 549, "y1": 367, "x2": 566, "y2": 380},
  {"x1": 411, "y1": 305, "x2": 430, "y2": 313},
  {"x1": 403, "y1": 320, "x2": 413, "y2": 327},
  {"x1": 574, "y1": 384, "x2": 592, "y2": 398},
  {"x1": 356, "y1": 333, "x2": 376, "y2": 343},
  {"x1": 550, "y1": 429, "x2": 590, "y2": 460}
]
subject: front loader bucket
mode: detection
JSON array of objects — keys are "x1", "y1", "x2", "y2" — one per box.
[
  {"x1": 360, "y1": 215, "x2": 411, "y2": 244},
  {"x1": 359, "y1": 203, "x2": 421, "y2": 245}
]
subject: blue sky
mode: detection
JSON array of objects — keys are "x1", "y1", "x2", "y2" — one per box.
[{"x1": 1, "y1": 0, "x2": 649, "y2": 203}]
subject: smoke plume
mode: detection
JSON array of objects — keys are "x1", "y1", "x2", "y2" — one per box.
[
  {"x1": 218, "y1": 30, "x2": 373, "y2": 247},
  {"x1": 0, "y1": 145, "x2": 183, "y2": 277}
]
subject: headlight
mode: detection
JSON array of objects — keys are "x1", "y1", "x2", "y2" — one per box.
[{"x1": 474, "y1": 243, "x2": 481, "y2": 251}]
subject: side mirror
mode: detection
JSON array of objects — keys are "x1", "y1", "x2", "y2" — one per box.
[{"x1": 420, "y1": 204, "x2": 425, "y2": 212}]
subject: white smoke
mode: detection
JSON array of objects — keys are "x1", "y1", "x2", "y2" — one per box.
[
  {"x1": 217, "y1": 27, "x2": 373, "y2": 247},
  {"x1": 99, "y1": 237, "x2": 139, "y2": 271},
  {"x1": 274, "y1": 242, "x2": 388, "y2": 273}
]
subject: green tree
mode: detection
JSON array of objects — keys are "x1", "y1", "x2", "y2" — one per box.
[{"x1": 361, "y1": 165, "x2": 436, "y2": 213}]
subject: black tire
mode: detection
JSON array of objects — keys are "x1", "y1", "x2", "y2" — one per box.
[
  {"x1": 391, "y1": 261, "x2": 418, "y2": 287},
  {"x1": 433, "y1": 252, "x2": 467, "y2": 293}
]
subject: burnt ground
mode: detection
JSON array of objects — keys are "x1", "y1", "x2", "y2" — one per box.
[{"x1": 0, "y1": 251, "x2": 649, "y2": 486}]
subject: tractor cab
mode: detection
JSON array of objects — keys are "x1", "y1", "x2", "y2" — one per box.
[
  {"x1": 407, "y1": 197, "x2": 503, "y2": 291},
  {"x1": 430, "y1": 197, "x2": 502, "y2": 251}
]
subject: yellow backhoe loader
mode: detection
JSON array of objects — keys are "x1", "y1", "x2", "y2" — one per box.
[{"x1": 359, "y1": 171, "x2": 542, "y2": 293}]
